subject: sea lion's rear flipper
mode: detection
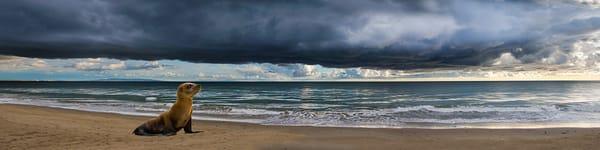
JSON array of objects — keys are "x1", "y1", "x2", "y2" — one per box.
[
  {"x1": 132, "y1": 122, "x2": 164, "y2": 136},
  {"x1": 133, "y1": 124, "x2": 153, "y2": 136},
  {"x1": 184, "y1": 116, "x2": 202, "y2": 133}
]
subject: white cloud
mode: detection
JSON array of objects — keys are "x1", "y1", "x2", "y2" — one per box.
[
  {"x1": 73, "y1": 58, "x2": 102, "y2": 71},
  {"x1": 574, "y1": 0, "x2": 600, "y2": 8},
  {"x1": 492, "y1": 53, "x2": 522, "y2": 66},
  {"x1": 71, "y1": 59, "x2": 165, "y2": 71},
  {"x1": 30, "y1": 59, "x2": 48, "y2": 68},
  {"x1": 0, "y1": 56, "x2": 53, "y2": 71},
  {"x1": 285, "y1": 64, "x2": 318, "y2": 77},
  {"x1": 105, "y1": 61, "x2": 126, "y2": 70},
  {"x1": 566, "y1": 36, "x2": 600, "y2": 68},
  {"x1": 2, "y1": 55, "x2": 600, "y2": 81}
]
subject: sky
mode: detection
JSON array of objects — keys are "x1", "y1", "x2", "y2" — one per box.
[{"x1": 1, "y1": 0, "x2": 600, "y2": 81}]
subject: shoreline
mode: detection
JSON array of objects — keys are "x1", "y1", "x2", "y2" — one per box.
[{"x1": 2, "y1": 104, "x2": 600, "y2": 150}]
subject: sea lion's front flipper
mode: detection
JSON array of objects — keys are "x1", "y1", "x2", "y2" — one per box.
[{"x1": 184, "y1": 117, "x2": 202, "y2": 133}]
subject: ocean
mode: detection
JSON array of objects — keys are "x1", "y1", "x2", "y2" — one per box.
[{"x1": 2, "y1": 81, "x2": 600, "y2": 128}]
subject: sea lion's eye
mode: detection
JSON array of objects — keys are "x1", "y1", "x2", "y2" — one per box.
[{"x1": 186, "y1": 84, "x2": 192, "y2": 89}]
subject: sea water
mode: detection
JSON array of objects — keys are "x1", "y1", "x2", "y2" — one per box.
[{"x1": 2, "y1": 81, "x2": 600, "y2": 128}]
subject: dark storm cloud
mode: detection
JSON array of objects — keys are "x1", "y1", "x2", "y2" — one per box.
[{"x1": 0, "y1": 0, "x2": 599, "y2": 69}]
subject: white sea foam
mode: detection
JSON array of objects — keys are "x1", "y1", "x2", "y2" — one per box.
[
  {"x1": 145, "y1": 97, "x2": 158, "y2": 101},
  {"x1": 197, "y1": 108, "x2": 280, "y2": 116},
  {"x1": 392, "y1": 105, "x2": 559, "y2": 113},
  {"x1": 134, "y1": 107, "x2": 168, "y2": 112},
  {"x1": 560, "y1": 102, "x2": 600, "y2": 112}
]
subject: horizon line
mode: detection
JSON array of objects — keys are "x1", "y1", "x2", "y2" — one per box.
[{"x1": 3, "y1": 79, "x2": 600, "y2": 82}]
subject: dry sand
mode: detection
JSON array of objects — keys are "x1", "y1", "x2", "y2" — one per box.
[{"x1": 2, "y1": 104, "x2": 600, "y2": 150}]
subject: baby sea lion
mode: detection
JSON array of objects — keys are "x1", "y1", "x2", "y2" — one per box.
[{"x1": 133, "y1": 83, "x2": 202, "y2": 136}]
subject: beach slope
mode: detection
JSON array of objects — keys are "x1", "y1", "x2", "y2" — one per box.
[{"x1": 1, "y1": 104, "x2": 599, "y2": 150}]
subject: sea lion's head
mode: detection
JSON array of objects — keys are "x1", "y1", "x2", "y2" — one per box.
[{"x1": 177, "y1": 82, "x2": 201, "y2": 99}]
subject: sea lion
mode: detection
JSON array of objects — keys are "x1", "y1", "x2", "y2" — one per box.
[{"x1": 132, "y1": 82, "x2": 202, "y2": 136}]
